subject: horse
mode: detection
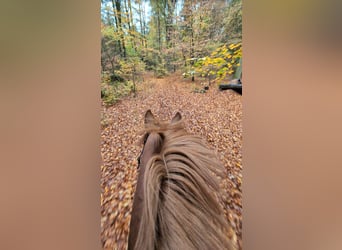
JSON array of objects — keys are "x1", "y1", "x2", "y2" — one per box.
[{"x1": 128, "y1": 110, "x2": 236, "y2": 250}]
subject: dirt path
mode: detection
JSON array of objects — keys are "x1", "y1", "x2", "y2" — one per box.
[{"x1": 101, "y1": 73, "x2": 242, "y2": 249}]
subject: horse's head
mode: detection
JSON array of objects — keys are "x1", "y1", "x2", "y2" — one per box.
[
  {"x1": 129, "y1": 110, "x2": 236, "y2": 250},
  {"x1": 129, "y1": 110, "x2": 183, "y2": 250},
  {"x1": 137, "y1": 110, "x2": 182, "y2": 169}
]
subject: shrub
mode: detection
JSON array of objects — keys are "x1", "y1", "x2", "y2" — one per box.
[{"x1": 101, "y1": 72, "x2": 134, "y2": 106}]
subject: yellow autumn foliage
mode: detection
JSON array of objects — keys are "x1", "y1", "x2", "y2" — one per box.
[{"x1": 194, "y1": 43, "x2": 242, "y2": 82}]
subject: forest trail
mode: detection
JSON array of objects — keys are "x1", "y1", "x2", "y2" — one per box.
[{"x1": 101, "y1": 72, "x2": 242, "y2": 249}]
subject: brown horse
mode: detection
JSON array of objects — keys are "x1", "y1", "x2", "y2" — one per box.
[{"x1": 128, "y1": 110, "x2": 235, "y2": 250}]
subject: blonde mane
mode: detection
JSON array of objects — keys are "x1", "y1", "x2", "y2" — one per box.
[{"x1": 132, "y1": 114, "x2": 235, "y2": 250}]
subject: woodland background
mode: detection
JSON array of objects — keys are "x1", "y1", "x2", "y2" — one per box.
[{"x1": 101, "y1": 0, "x2": 242, "y2": 104}]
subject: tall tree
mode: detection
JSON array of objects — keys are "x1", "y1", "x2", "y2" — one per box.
[
  {"x1": 150, "y1": 0, "x2": 165, "y2": 51},
  {"x1": 136, "y1": 0, "x2": 147, "y2": 48},
  {"x1": 165, "y1": 0, "x2": 176, "y2": 48},
  {"x1": 112, "y1": 0, "x2": 126, "y2": 58},
  {"x1": 101, "y1": 0, "x2": 242, "y2": 78}
]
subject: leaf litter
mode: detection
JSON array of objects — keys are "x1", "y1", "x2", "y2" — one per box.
[{"x1": 101, "y1": 73, "x2": 242, "y2": 249}]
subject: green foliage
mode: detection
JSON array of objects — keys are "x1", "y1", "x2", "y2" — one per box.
[
  {"x1": 140, "y1": 48, "x2": 167, "y2": 77},
  {"x1": 101, "y1": 72, "x2": 135, "y2": 106},
  {"x1": 100, "y1": 112, "x2": 113, "y2": 128},
  {"x1": 182, "y1": 70, "x2": 195, "y2": 79},
  {"x1": 101, "y1": 24, "x2": 120, "y2": 41},
  {"x1": 101, "y1": 0, "x2": 242, "y2": 84},
  {"x1": 193, "y1": 43, "x2": 242, "y2": 83},
  {"x1": 118, "y1": 57, "x2": 145, "y2": 80},
  {"x1": 101, "y1": 23, "x2": 120, "y2": 74},
  {"x1": 101, "y1": 81, "x2": 117, "y2": 106},
  {"x1": 193, "y1": 87, "x2": 206, "y2": 94},
  {"x1": 142, "y1": 48, "x2": 163, "y2": 71},
  {"x1": 224, "y1": 0, "x2": 242, "y2": 43},
  {"x1": 153, "y1": 65, "x2": 167, "y2": 78}
]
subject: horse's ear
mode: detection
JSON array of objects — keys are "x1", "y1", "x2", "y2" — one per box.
[
  {"x1": 145, "y1": 110, "x2": 155, "y2": 125},
  {"x1": 171, "y1": 112, "x2": 182, "y2": 124}
]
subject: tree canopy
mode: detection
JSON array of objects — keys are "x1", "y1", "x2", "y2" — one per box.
[{"x1": 101, "y1": 0, "x2": 242, "y2": 104}]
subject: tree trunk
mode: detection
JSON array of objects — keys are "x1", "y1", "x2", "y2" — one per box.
[
  {"x1": 138, "y1": 0, "x2": 145, "y2": 48},
  {"x1": 111, "y1": 0, "x2": 122, "y2": 56},
  {"x1": 114, "y1": 0, "x2": 126, "y2": 58},
  {"x1": 132, "y1": 65, "x2": 136, "y2": 97},
  {"x1": 127, "y1": 0, "x2": 137, "y2": 52},
  {"x1": 157, "y1": 12, "x2": 161, "y2": 51}
]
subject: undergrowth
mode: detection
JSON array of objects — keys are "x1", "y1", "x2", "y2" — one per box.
[{"x1": 101, "y1": 72, "x2": 134, "y2": 106}]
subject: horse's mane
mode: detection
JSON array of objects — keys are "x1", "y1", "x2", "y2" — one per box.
[{"x1": 135, "y1": 118, "x2": 235, "y2": 250}]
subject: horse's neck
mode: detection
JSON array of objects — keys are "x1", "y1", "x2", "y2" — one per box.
[
  {"x1": 133, "y1": 167, "x2": 145, "y2": 208},
  {"x1": 128, "y1": 166, "x2": 145, "y2": 250},
  {"x1": 128, "y1": 133, "x2": 163, "y2": 249}
]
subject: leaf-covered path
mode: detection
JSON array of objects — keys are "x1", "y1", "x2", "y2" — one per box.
[{"x1": 101, "y1": 73, "x2": 242, "y2": 249}]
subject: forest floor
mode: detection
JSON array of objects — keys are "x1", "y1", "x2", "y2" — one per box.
[{"x1": 101, "y1": 72, "x2": 242, "y2": 250}]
